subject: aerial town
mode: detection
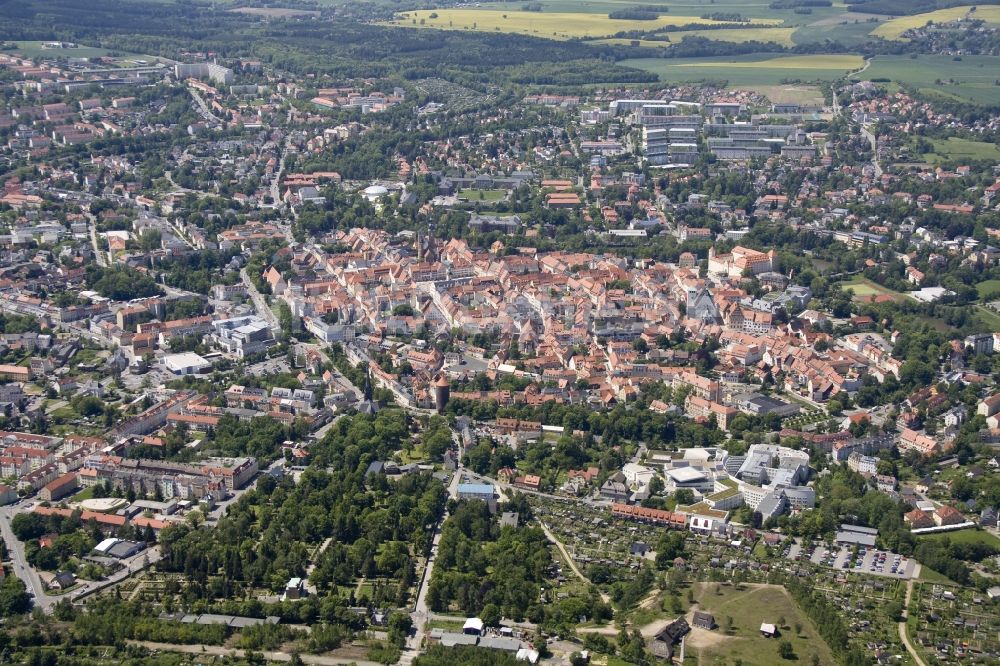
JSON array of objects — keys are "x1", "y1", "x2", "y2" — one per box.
[{"x1": 0, "y1": 2, "x2": 999, "y2": 666}]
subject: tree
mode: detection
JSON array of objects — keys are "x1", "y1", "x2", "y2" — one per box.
[
  {"x1": 0, "y1": 576, "x2": 31, "y2": 616},
  {"x1": 723, "y1": 615, "x2": 733, "y2": 634},
  {"x1": 778, "y1": 640, "x2": 795, "y2": 660},
  {"x1": 481, "y1": 603, "x2": 501, "y2": 627},
  {"x1": 674, "y1": 488, "x2": 695, "y2": 505},
  {"x1": 794, "y1": 622, "x2": 802, "y2": 636}
]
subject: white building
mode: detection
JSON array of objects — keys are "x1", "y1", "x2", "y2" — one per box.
[{"x1": 163, "y1": 352, "x2": 212, "y2": 375}]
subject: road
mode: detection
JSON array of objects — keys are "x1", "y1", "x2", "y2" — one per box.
[
  {"x1": 127, "y1": 641, "x2": 380, "y2": 666},
  {"x1": 187, "y1": 87, "x2": 224, "y2": 125},
  {"x1": 0, "y1": 504, "x2": 54, "y2": 611},
  {"x1": 898, "y1": 578, "x2": 927, "y2": 666},
  {"x1": 239, "y1": 267, "x2": 281, "y2": 334},
  {"x1": 87, "y1": 213, "x2": 109, "y2": 267},
  {"x1": 270, "y1": 137, "x2": 290, "y2": 207}
]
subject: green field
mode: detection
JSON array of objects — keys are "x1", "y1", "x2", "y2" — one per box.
[
  {"x1": 977, "y1": 280, "x2": 1000, "y2": 299},
  {"x1": 459, "y1": 189, "x2": 508, "y2": 202},
  {"x1": 853, "y1": 54, "x2": 1000, "y2": 106},
  {"x1": 689, "y1": 583, "x2": 837, "y2": 666},
  {"x1": 791, "y1": 12, "x2": 891, "y2": 47},
  {"x1": 873, "y1": 5, "x2": 1000, "y2": 40},
  {"x1": 838, "y1": 276, "x2": 910, "y2": 302},
  {"x1": 622, "y1": 54, "x2": 863, "y2": 87},
  {"x1": 917, "y1": 566, "x2": 956, "y2": 585},
  {"x1": 8, "y1": 41, "x2": 113, "y2": 58},
  {"x1": 928, "y1": 137, "x2": 1000, "y2": 163},
  {"x1": 918, "y1": 528, "x2": 1000, "y2": 550},
  {"x1": 599, "y1": 26, "x2": 797, "y2": 47},
  {"x1": 975, "y1": 305, "x2": 1000, "y2": 331},
  {"x1": 478, "y1": 0, "x2": 845, "y2": 23},
  {"x1": 387, "y1": 8, "x2": 781, "y2": 40}
]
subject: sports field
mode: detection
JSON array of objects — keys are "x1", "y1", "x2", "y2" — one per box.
[
  {"x1": 872, "y1": 5, "x2": 1000, "y2": 40},
  {"x1": 622, "y1": 54, "x2": 863, "y2": 86},
  {"x1": 853, "y1": 54, "x2": 1000, "y2": 106},
  {"x1": 388, "y1": 8, "x2": 781, "y2": 40}
]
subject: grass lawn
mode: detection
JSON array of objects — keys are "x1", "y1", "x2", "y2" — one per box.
[
  {"x1": 852, "y1": 54, "x2": 1000, "y2": 106},
  {"x1": 917, "y1": 566, "x2": 956, "y2": 585},
  {"x1": 398, "y1": 444, "x2": 427, "y2": 465},
  {"x1": 976, "y1": 279, "x2": 1000, "y2": 299},
  {"x1": 386, "y1": 9, "x2": 781, "y2": 40},
  {"x1": 68, "y1": 486, "x2": 98, "y2": 502},
  {"x1": 459, "y1": 189, "x2": 508, "y2": 202},
  {"x1": 872, "y1": 6, "x2": 1000, "y2": 40},
  {"x1": 8, "y1": 41, "x2": 113, "y2": 58},
  {"x1": 928, "y1": 137, "x2": 1000, "y2": 163},
  {"x1": 622, "y1": 54, "x2": 863, "y2": 87},
  {"x1": 918, "y1": 528, "x2": 1000, "y2": 550},
  {"x1": 689, "y1": 583, "x2": 836, "y2": 666},
  {"x1": 838, "y1": 276, "x2": 909, "y2": 301},
  {"x1": 974, "y1": 305, "x2": 1000, "y2": 331}
]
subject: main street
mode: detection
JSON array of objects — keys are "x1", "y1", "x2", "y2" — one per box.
[
  {"x1": 399, "y1": 468, "x2": 461, "y2": 665},
  {"x1": 0, "y1": 503, "x2": 54, "y2": 610},
  {"x1": 239, "y1": 267, "x2": 281, "y2": 334}
]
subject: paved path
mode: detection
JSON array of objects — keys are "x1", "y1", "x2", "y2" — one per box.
[
  {"x1": 538, "y1": 520, "x2": 610, "y2": 605},
  {"x1": 898, "y1": 578, "x2": 927, "y2": 666},
  {"x1": 128, "y1": 641, "x2": 380, "y2": 665}
]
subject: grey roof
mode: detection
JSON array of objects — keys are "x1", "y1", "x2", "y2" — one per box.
[
  {"x1": 478, "y1": 636, "x2": 522, "y2": 651},
  {"x1": 835, "y1": 530, "x2": 876, "y2": 547},
  {"x1": 839, "y1": 524, "x2": 878, "y2": 535},
  {"x1": 439, "y1": 632, "x2": 478, "y2": 647}
]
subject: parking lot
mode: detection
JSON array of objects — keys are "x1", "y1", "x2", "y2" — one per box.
[{"x1": 799, "y1": 542, "x2": 917, "y2": 579}]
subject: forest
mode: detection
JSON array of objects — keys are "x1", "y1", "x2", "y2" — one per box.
[{"x1": 0, "y1": 0, "x2": 655, "y2": 89}]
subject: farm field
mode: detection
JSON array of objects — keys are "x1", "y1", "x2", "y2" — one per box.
[
  {"x1": 687, "y1": 583, "x2": 836, "y2": 666},
  {"x1": 792, "y1": 11, "x2": 891, "y2": 46},
  {"x1": 622, "y1": 54, "x2": 863, "y2": 87},
  {"x1": 479, "y1": 0, "x2": 845, "y2": 23},
  {"x1": 853, "y1": 54, "x2": 1000, "y2": 106},
  {"x1": 598, "y1": 26, "x2": 797, "y2": 47},
  {"x1": 386, "y1": 8, "x2": 781, "y2": 40},
  {"x1": 872, "y1": 5, "x2": 1000, "y2": 40},
  {"x1": 928, "y1": 137, "x2": 1000, "y2": 163}
]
